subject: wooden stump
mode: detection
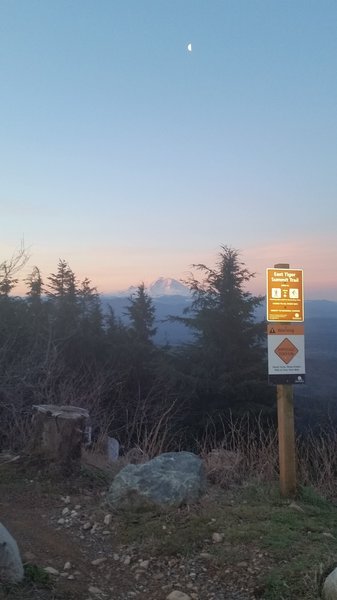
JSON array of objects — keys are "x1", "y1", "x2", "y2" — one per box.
[{"x1": 30, "y1": 405, "x2": 89, "y2": 474}]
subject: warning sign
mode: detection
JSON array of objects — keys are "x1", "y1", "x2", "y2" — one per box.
[
  {"x1": 268, "y1": 324, "x2": 305, "y2": 384},
  {"x1": 274, "y1": 338, "x2": 298, "y2": 364},
  {"x1": 266, "y1": 268, "x2": 304, "y2": 322}
]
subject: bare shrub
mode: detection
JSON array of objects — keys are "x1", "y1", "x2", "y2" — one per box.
[
  {"x1": 199, "y1": 413, "x2": 337, "y2": 499},
  {"x1": 0, "y1": 242, "x2": 29, "y2": 295},
  {"x1": 297, "y1": 426, "x2": 337, "y2": 499},
  {"x1": 0, "y1": 348, "x2": 120, "y2": 452},
  {"x1": 108, "y1": 380, "x2": 185, "y2": 458},
  {"x1": 0, "y1": 397, "x2": 32, "y2": 451},
  {"x1": 199, "y1": 413, "x2": 279, "y2": 487},
  {"x1": 79, "y1": 376, "x2": 186, "y2": 478}
]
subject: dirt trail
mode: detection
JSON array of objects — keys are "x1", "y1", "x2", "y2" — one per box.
[
  {"x1": 0, "y1": 461, "x2": 257, "y2": 600},
  {"x1": 0, "y1": 463, "x2": 137, "y2": 599}
]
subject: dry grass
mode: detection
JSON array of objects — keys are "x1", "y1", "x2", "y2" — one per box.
[
  {"x1": 82, "y1": 411, "x2": 337, "y2": 503},
  {"x1": 199, "y1": 413, "x2": 279, "y2": 487},
  {"x1": 4, "y1": 399, "x2": 337, "y2": 502},
  {"x1": 297, "y1": 426, "x2": 337, "y2": 499},
  {"x1": 197, "y1": 413, "x2": 337, "y2": 500}
]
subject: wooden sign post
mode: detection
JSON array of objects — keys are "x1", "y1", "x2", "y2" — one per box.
[
  {"x1": 266, "y1": 263, "x2": 304, "y2": 497},
  {"x1": 277, "y1": 383, "x2": 296, "y2": 497}
]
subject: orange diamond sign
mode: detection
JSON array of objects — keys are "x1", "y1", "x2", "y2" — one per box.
[{"x1": 274, "y1": 338, "x2": 299, "y2": 364}]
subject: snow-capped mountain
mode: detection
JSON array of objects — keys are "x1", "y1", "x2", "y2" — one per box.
[
  {"x1": 117, "y1": 277, "x2": 191, "y2": 298},
  {"x1": 147, "y1": 277, "x2": 191, "y2": 298}
]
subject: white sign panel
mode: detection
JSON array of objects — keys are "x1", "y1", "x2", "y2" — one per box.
[{"x1": 268, "y1": 324, "x2": 305, "y2": 384}]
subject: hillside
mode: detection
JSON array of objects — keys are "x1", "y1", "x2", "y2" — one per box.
[
  {"x1": 102, "y1": 293, "x2": 337, "y2": 407},
  {"x1": 102, "y1": 295, "x2": 337, "y2": 347}
]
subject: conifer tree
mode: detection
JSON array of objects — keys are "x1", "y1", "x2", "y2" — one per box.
[
  {"x1": 78, "y1": 278, "x2": 103, "y2": 333},
  {"x1": 45, "y1": 260, "x2": 80, "y2": 354},
  {"x1": 25, "y1": 266, "x2": 43, "y2": 303},
  {"x1": 177, "y1": 246, "x2": 272, "y2": 422},
  {"x1": 75, "y1": 278, "x2": 105, "y2": 363},
  {"x1": 123, "y1": 283, "x2": 158, "y2": 395},
  {"x1": 125, "y1": 283, "x2": 157, "y2": 345},
  {"x1": 47, "y1": 259, "x2": 78, "y2": 301},
  {"x1": 24, "y1": 266, "x2": 47, "y2": 347}
]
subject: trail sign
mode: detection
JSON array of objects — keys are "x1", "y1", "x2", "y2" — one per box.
[
  {"x1": 266, "y1": 268, "x2": 304, "y2": 322},
  {"x1": 268, "y1": 324, "x2": 305, "y2": 384}
]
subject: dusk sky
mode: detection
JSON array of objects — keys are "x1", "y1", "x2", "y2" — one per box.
[{"x1": 1, "y1": 1, "x2": 336, "y2": 300}]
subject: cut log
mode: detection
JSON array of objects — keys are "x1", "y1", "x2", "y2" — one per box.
[{"x1": 30, "y1": 404, "x2": 89, "y2": 473}]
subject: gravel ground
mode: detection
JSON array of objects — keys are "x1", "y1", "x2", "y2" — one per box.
[{"x1": 0, "y1": 463, "x2": 264, "y2": 600}]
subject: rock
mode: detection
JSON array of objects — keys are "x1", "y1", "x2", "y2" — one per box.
[
  {"x1": 64, "y1": 561, "x2": 72, "y2": 570},
  {"x1": 0, "y1": 522, "x2": 24, "y2": 583},
  {"x1": 23, "y1": 550, "x2": 36, "y2": 562},
  {"x1": 88, "y1": 585, "x2": 104, "y2": 596},
  {"x1": 237, "y1": 560, "x2": 248, "y2": 567},
  {"x1": 104, "y1": 514, "x2": 112, "y2": 525},
  {"x1": 91, "y1": 557, "x2": 107, "y2": 566},
  {"x1": 44, "y1": 566, "x2": 59, "y2": 576},
  {"x1": 212, "y1": 532, "x2": 223, "y2": 543},
  {"x1": 166, "y1": 591, "x2": 191, "y2": 600},
  {"x1": 289, "y1": 501, "x2": 305, "y2": 513},
  {"x1": 139, "y1": 559, "x2": 149, "y2": 569},
  {"x1": 206, "y1": 449, "x2": 243, "y2": 473},
  {"x1": 107, "y1": 452, "x2": 206, "y2": 510},
  {"x1": 323, "y1": 567, "x2": 337, "y2": 599}
]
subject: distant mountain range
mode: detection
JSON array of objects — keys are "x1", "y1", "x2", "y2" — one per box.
[
  {"x1": 103, "y1": 277, "x2": 337, "y2": 341},
  {"x1": 102, "y1": 278, "x2": 337, "y2": 405},
  {"x1": 108, "y1": 277, "x2": 337, "y2": 321},
  {"x1": 255, "y1": 299, "x2": 337, "y2": 321}
]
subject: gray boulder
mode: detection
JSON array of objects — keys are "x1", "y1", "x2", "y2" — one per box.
[
  {"x1": 323, "y1": 567, "x2": 337, "y2": 599},
  {"x1": 0, "y1": 522, "x2": 24, "y2": 583},
  {"x1": 107, "y1": 451, "x2": 206, "y2": 510}
]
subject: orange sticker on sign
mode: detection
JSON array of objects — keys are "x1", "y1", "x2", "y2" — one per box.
[{"x1": 274, "y1": 338, "x2": 298, "y2": 364}]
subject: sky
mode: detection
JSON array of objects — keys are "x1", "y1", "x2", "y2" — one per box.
[{"x1": 1, "y1": 0, "x2": 336, "y2": 300}]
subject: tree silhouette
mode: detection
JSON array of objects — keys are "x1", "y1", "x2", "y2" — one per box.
[
  {"x1": 175, "y1": 246, "x2": 272, "y2": 423},
  {"x1": 125, "y1": 283, "x2": 157, "y2": 345}
]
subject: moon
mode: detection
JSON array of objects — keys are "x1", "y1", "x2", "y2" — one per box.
[{"x1": 187, "y1": 43, "x2": 192, "y2": 52}]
